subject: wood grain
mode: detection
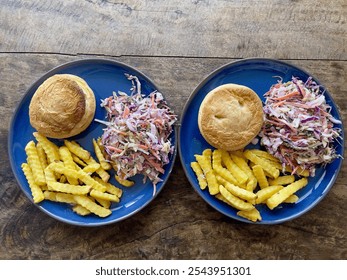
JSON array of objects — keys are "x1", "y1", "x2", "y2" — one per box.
[
  {"x1": 1, "y1": 54, "x2": 346, "y2": 260},
  {"x1": 0, "y1": 0, "x2": 346, "y2": 59}
]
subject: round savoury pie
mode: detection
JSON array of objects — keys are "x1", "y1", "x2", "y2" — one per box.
[
  {"x1": 29, "y1": 74, "x2": 96, "y2": 139},
  {"x1": 198, "y1": 83, "x2": 263, "y2": 151}
]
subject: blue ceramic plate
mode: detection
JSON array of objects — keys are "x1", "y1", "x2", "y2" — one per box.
[
  {"x1": 8, "y1": 58, "x2": 177, "y2": 226},
  {"x1": 179, "y1": 58, "x2": 344, "y2": 224}
]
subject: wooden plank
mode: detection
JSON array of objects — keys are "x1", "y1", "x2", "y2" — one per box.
[
  {"x1": 1, "y1": 54, "x2": 346, "y2": 119},
  {"x1": 0, "y1": 0, "x2": 346, "y2": 59},
  {"x1": 0, "y1": 53, "x2": 346, "y2": 259}
]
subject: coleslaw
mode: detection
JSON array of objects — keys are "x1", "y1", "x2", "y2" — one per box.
[
  {"x1": 96, "y1": 74, "x2": 177, "y2": 192},
  {"x1": 260, "y1": 76, "x2": 342, "y2": 176}
]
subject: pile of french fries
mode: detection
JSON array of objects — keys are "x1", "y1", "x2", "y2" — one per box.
[
  {"x1": 191, "y1": 148, "x2": 309, "y2": 222},
  {"x1": 21, "y1": 132, "x2": 132, "y2": 218}
]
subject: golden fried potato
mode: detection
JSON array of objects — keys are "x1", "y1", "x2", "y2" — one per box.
[
  {"x1": 33, "y1": 132, "x2": 60, "y2": 163},
  {"x1": 219, "y1": 185, "x2": 254, "y2": 211},
  {"x1": 74, "y1": 195, "x2": 112, "y2": 218},
  {"x1": 237, "y1": 208, "x2": 262, "y2": 222},
  {"x1": 115, "y1": 175, "x2": 135, "y2": 187},
  {"x1": 191, "y1": 162, "x2": 207, "y2": 190},
  {"x1": 195, "y1": 154, "x2": 219, "y2": 195},
  {"x1": 221, "y1": 150, "x2": 248, "y2": 185},
  {"x1": 21, "y1": 163, "x2": 45, "y2": 203},
  {"x1": 24, "y1": 141, "x2": 46, "y2": 186},
  {"x1": 266, "y1": 178, "x2": 308, "y2": 210},
  {"x1": 93, "y1": 138, "x2": 112, "y2": 170},
  {"x1": 252, "y1": 165, "x2": 269, "y2": 189},
  {"x1": 244, "y1": 150, "x2": 280, "y2": 179}
]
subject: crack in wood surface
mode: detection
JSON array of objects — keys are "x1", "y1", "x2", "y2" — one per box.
[{"x1": 0, "y1": 51, "x2": 346, "y2": 62}]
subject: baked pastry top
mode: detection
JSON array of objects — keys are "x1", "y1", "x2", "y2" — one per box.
[
  {"x1": 198, "y1": 83, "x2": 263, "y2": 151},
  {"x1": 29, "y1": 74, "x2": 96, "y2": 139}
]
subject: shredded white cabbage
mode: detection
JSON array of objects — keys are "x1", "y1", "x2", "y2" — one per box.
[
  {"x1": 260, "y1": 77, "x2": 342, "y2": 176},
  {"x1": 96, "y1": 74, "x2": 177, "y2": 189}
]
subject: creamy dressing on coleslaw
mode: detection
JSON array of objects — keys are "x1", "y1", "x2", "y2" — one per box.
[
  {"x1": 260, "y1": 77, "x2": 342, "y2": 176},
  {"x1": 96, "y1": 74, "x2": 177, "y2": 191}
]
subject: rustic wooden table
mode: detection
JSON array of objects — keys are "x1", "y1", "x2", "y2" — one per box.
[{"x1": 1, "y1": 0, "x2": 346, "y2": 260}]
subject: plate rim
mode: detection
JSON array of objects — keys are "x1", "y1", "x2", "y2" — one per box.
[
  {"x1": 178, "y1": 57, "x2": 345, "y2": 225},
  {"x1": 8, "y1": 57, "x2": 178, "y2": 227}
]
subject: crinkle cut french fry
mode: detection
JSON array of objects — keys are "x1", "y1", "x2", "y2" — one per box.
[
  {"x1": 268, "y1": 175, "x2": 295, "y2": 186},
  {"x1": 229, "y1": 152, "x2": 257, "y2": 191},
  {"x1": 72, "y1": 155, "x2": 87, "y2": 167},
  {"x1": 221, "y1": 150, "x2": 248, "y2": 185},
  {"x1": 199, "y1": 149, "x2": 213, "y2": 171},
  {"x1": 244, "y1": 150, "x2": 280, "y2": 179},
  {"x1": 43, "y1": 191, "x2": 76, "y2": 204},
  {"x1": 93, "y1": 138, "x2": 112, "y2": 170},
  {"x1": 216, "y1": 193, "x2": 258, "y2": 222},
  {"x1": 252, "y1": 165, "x2": 269, "y2": 189},
  {"x1": 195, "y1": 155, "x2": 219, "y2": 195},
  {"x1": 205, "y1": 170, "x2": 219, "y2": 195},
  {"x1": 59, "y1": 146, "x2": 76, "y2": 170},
  {"x1": 59, "y1": 146, "x2": 79, "y2": 185},
  {"x1": 84, "y1": 156, "x2": 110, "y2": 182},
  {"x1": 44, "y1": 167, "x2": 56, "y2": 186},
  {"x1": 237, "y1": 208, "x2": 262, "y2": 222},
  {"x1": 215, "y1": 193, "x2": 233, "y2": 206},
  {"x1": 49, "y1": 162, "x2": 106, "y2": 192},
  {"x1": 48, "y1": 162, "x2": 79, "y2": 179},
  {"x1": 47, "y1": 181, "x2": 91, "y2": 195},
  {"x1": 72, "y1": 204, "x2": 92, "y2": 216},
  {"x1": 55, "y1": 193, "x2": 76, "y2": 204},
  {"x1": 94, "y1": 197, "x2": 111, "y2": 209},
  {"x1": 93, "y1": 177, "x2": 122, "y2": 198},
  {"x1": 248, "y1": 149, "x2": 280, "y2": 163},
  {"x1": 21, "y1": 163, "x2": 44, "y2": 203},
  {"x1": 74, "y1": 195, "x2": 112, "y2": 218},
  {"x1": 219, "y1": 185, "x2": 254, "y2": 211},
  {"x1": 266, "y1": 178, "x2": 308, "y2": 210},
  {"x1": 83, "y1": 163, "x2": 101, "y2": 174},
  {"x1": 202, "y1": 148, "x2": 212, "y2": 162},
  {"x1": 212, "y1": 149, "x2": 222, "y2": 170},
  {"x1": 213, "y1": 150, "x2": 241, "y2": 186},
  {"x1": 223, "y1": 181, "x2": 256, "y2": 203},
  {"x1": 283, "y1": 194, "x2": 299, "y2": 203},
  {"x1": 115, "y1": 175, "x2": 135, "y2": 187},
  {"x1": 33, "y1": 132, "x2": 60, "y2": 163},
  {"x1": 261, "y1": 158, "x2": 309, "y2": 178},
  {"x1": 64, "y1": 140, "x2": 90, "y2": 161},
  {"x1": 76, "y1": 170, "x2": 107, "y2": 192},
  {"x1": 213, "y1": 165, "x2": 239, "y2": 186},
  {"x1": 95, "y1": 167, "x2": 111, "y2": 182},
  {"x1": 36, "y1": 142, "x2": 48, "y2": 169},
  {"x1": 255, "y1": 185, "x2": 283, "y2": 204},
  {"x1": 43, "y1": 190, "x2": 57, "y2": 201},
  {"x1": 191, "y1": 162, "x2": 207, "y2": 190},
  {"x1": 90, "y1": 189, "x2": 120, "y2": 203},
  {"x1": 25, "y1": 140, "x2": 46, "y2": 186},
  {"x1": 215, "y1": 174, "x2": 228, "y2": 186}
]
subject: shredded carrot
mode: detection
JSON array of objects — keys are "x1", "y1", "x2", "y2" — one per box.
[
  {"x1": 106, "y1": 146, "x2": 122, "y2": 153},
  {"x1": 123, "y1": 106, "x2": 130, "y2": 118},
  {"x1": 138, "y1": 144, "x2": 148, "y2": 150},
  {"x1": 143, "y1": 154, "x2": 165, "y2": 174},
  {"x1": 151, "y1": 94, "x2": 155, "y2": 109},
  {"x1": 273, "y1": 100, "x2": 286, "y2": 107},
  {"x1": 273, "y1": 91, "x2": 300, "y2": 100}
]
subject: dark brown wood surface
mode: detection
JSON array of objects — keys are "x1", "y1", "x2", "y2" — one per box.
[{"x1": 0, "y1": 0, "x2": 346, "y2": 260}]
